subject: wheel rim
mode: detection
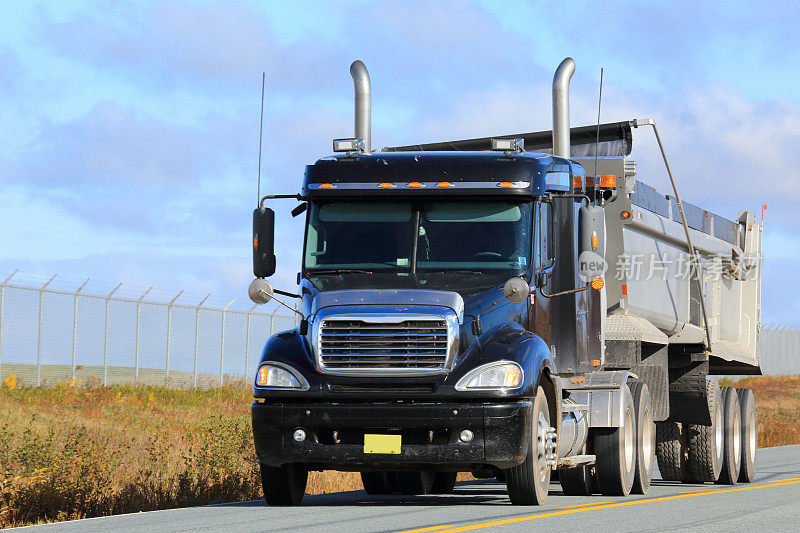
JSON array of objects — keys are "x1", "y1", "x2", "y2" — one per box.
[
  {"x1": 642, "y1": 406, "x2": 654, "y2": 473},
  {"x1": 715, "y1": 400, "x2": 724, "y2": 456},
  {"x1": 536, "y1": 410, "x2": 549, "y2": 482},
  {"x1": 624, "y1": 406, "x2": 635, "y2": 473},
  {"x1": 748, "y1": 408, "x2": 757, "y2": 464}
]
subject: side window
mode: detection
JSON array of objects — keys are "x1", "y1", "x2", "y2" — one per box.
[{"x1": 537, "y1": 201, "x2": 555, "y2": 269}]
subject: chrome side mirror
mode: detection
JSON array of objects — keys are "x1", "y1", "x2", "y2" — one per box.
[{"x1": 503, "y1": 277, "x2": 530, "y2": 304}]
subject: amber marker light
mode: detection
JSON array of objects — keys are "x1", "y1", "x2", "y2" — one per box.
[
  {"x1": 498, "y1": 181, "x2": 514, "y2": 188},
  {"x1": 378, "y1": 182, "x2": 395, "y2": 188},
  {"x1": 504, "y1": 366, "x2": 522, "y2": 387},
  {"x1": 591, "y1": 359, "x2": 601, "y2": 367},
  {"x1": 591, "y1": 232, "x2": 599, "y2": 249},
  {"x1": 591, "y1": 277, "x2": 605, "y2": 290},
  {"x1": 436, "y1": 181, "x2": 452, "y2": 188},
  {"x1": 621, "y1": 210, "x2": 631, "y2": 219},
  {"x1": 407, "y1": 182, "x2": 424, "y2": 188},
  {"x1": 319, "y1": 183, "x2": 334, "y2": 189},
  {"x1": 253, "y1": 234, "x2": 258, "y2": 249},
  {"x1": 257, "y1": 366, "x2": 269, "y2": 386},
  {"x1": 600, "y1": 174, "x2": 617, "y2": 188}
]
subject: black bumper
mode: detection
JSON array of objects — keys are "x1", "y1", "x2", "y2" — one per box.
[{"x1": 252, "y1": 400, "x2": 532, "y2": 470}]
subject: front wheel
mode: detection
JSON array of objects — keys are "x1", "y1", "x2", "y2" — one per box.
[
  {"x1": 505, "y1": 385, "x2": 553, "y2": 505},
  {"x1": 260, "y1": 463, "x2": 307, "y2": 506}
]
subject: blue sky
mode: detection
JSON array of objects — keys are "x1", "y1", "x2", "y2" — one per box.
[{"x1": 1, "y1": 0, "x2": 799, "y2": 324}]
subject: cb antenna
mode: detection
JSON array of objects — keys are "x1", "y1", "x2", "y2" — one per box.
[
  {"x1": 594, "y1": 67, "x2": 604, "y2": 179},
  {"x1": 257, "y1": 72, "x2": 265, "y2": 206}
]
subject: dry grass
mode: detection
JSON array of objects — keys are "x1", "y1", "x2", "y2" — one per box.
[
  {"x1": 1, "y1": 375, "x2": 797, "y2": 528},
  {"x1": 721, "y1": 375, "x2": 800, "y2": 448}
]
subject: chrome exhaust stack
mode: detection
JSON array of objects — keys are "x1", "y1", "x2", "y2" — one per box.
[
  {"x1": 350, "y1": 60, "x2": 371, "y2": 153},
  {"x1": 552, "y1": 57, "x2": 575, "y2": 158}
]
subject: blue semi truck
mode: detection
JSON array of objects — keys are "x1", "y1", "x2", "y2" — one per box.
[{"x1": 248, "y1": 58, "x2": 762, "y2": 505}]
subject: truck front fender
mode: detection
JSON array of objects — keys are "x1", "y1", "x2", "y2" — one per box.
[{"x1": 446, "y1": 322, "x2": 555, "y2": 399}]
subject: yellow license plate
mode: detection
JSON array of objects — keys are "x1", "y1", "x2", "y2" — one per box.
[{"x1": 363, "y1": 434, "x2": 401, "y2": 454}]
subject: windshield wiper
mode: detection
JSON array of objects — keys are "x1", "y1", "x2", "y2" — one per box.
[{"x1": 305, "y1": 269, "x2": 373, "y2": 276}]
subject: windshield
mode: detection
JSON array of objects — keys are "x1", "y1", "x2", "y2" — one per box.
[{"x1": 303, "y1": 200, "x2": 532, "y2": 292}]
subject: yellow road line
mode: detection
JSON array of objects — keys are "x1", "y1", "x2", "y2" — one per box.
[
  {"x1": 556, "y1": 501, "x2": 612, "y2": 509},
  {"x1": 768, "y1": 477, "x2": 800, "y2": 483},
  {"x1": 680, "y1": 487, "x2": 721, "y2": 494},
  {"x1": 401, "y1": 526, "x2": 454, "y2": 533},
  {"x1": 402, "y1": 479, "x2": 800, "y2": 533}
]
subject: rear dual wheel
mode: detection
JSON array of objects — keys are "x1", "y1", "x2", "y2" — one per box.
[
  {"x1": 716, "y1": 386, "x2": 742, "y2": 485},
  {"x1": 631, "y1": 382, "x2": 655, "y2": 494},
  {"x1": 737, "y1": 388, "x2": 758, "y2": 483},
  {"x1": 594, "y1": 384, "x2": 637, "y2": 496},
  {"x1": 688, "y1": 380, "x2": 724, "y2": 482}
]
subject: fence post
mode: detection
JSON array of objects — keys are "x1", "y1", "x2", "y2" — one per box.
[
  {"x1": 135, "y1": 287, "x2": 152, "y2": 383},
  {"x1": 36, "y1": 275, "x2": 57, "y2": 386},
  {"x1": 165, "y1": 290, "x2": 183, "y2": 385},
  {"x1": 245, "y1": 304, "x2": 257, "y2": 379},
  {"x1": 103, "y1": 283, "x2": 122, "y2": 386},
  {"x1": 71, "y1": 278, "x2": 90, "y2": 380},
  {"x1": 193, "y1": 294, "x2": 210, "y2": 388},
  {"x1": 219, "y1": 298, "x2": 236, "y2": 386},
  {"x1": 0, "y1": 269, "x2": 19, "y2": 380},
  {"x1": 268, "y1": 305, "x2": 279, "y2": 335}
]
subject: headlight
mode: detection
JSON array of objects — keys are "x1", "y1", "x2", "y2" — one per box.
[
  {"x1": 255, "y1": 363, "x2": 309, "y2": 390},
  {"x1": 455, "y1": 361, "x2": 523, "y2": 391}
]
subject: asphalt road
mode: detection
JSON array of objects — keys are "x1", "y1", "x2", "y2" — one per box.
[{"x1": 18, "y1": 445, "x2": 800, "y2": 533}]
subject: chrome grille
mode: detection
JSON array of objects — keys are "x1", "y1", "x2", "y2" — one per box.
[{"x1": 319, "y1": 317, "x2": 449, "y2": 372}]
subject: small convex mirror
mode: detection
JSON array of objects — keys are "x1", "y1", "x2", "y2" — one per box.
[
  {"x1": 503, "y1": 277, "x2": 530, "y2": 304},
  {"x1": 248, "y1": 278, "x2": 274, "y2": 305}
]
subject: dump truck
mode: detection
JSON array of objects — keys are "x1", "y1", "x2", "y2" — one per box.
[{"x1": 248, "y1": 57, "x2": 762, "y2": 505}]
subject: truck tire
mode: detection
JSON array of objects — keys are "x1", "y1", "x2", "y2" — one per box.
[
  {"x1": 396, "y1": 470, "x2": 434, "y2": 495},
  {"x1": 655, "y1": 421, "x2": 690, "y2": 481},
  {"x1": 737, "y1": 388, "x2": 758, "y2": 483},
  {"x1": 260, "y1": 463, "x2": 307, "y2": 506},
  {"x1": 505, "y1": 385, "x2": 551, "y2": 505},
  {"x1": 558, "y1": 443, "x2": 596, "y2": 496},
  {"x1": 631, "y1": 381, "x2": 655, "y2": 494},
  {"x1": 594, "y1": 384, "x2": 636, "y2": 496},
  {"x1": 716, "y1": 387, "x2": 742, "y2": 485},
  {"x1": 430, "y1": 472, "x2": 457, "y2": 494},
  {"x1": 361, "y1": 472, "x2": 393, "y2": 495},
  {"x1": 688, "y1": 380, "x2": 724, "y2": 482}
]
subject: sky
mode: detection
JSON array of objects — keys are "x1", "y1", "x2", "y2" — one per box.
[{"x1": 1, "y1": 0, "x2": 799, "y2": 324}]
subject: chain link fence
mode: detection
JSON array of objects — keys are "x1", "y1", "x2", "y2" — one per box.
[
  {"x1": 1, "y1": 269, "x2": 798, "y2": 388},
  {"x1": 0, "y1": 269, "x2": 298, "y2": 387},
  {"x1": 759, "y1": 324, "x2": 800, "y2": 375}
]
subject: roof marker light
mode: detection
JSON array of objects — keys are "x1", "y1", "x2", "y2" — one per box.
[
  {"x1": 332, "y1": 138, "x2": 365, "y2": 153},
  {"x1": 491, "y1": 138, "x2": 524, "y2": 153},
  {"x1": 378, "y1": 182, "x2": 395, "y2": 188},
  {"x1": 319, "y1": 183, "x2": 335, "y2": 189},
  {"x1": 498, "y1": 181, "x2": 514, "y2": 188},
  {"x1": 436, "y1": 182, "x2": 453, "y2": 188},
  {"x1": 407, "y1": 182, "x2": 424, "y2": 188}
]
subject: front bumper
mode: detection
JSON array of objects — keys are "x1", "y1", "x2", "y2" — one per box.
[{"x1": 252, "y1": 400, "x2": 532, "y2": 470}]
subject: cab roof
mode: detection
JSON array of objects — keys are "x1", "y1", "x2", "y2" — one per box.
[{"x1": 303, "y1": 150, "x2": 585, "y2": 197}]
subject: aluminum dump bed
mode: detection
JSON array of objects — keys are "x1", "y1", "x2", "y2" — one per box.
[{"x1": 576, "y1": 156, "x2": 762, "y2": 370}]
